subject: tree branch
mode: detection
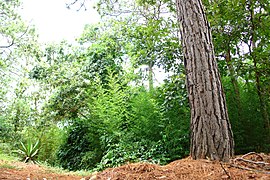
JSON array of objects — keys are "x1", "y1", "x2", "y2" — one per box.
[
  {"x1": 230, "y1": 164, "x2": 270, "y2": 174},
  {"x1": 0, "y1": 25, "x2": 30, "y2": 49},
  {"x1": 0, "y1": 39, "x2": 15, "y2": 49},
  {"x1": 66, "y1": 0, "x2": 87, "y2": 11},
  {"x1": 231, "y1": 152, "x2": 270, "y2": 173}
]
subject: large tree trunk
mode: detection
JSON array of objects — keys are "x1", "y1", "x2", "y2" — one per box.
[{"x1": 175, "y1": 0, "x2": 234, "y2": 161}]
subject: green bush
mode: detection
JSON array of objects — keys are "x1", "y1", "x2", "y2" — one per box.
[
  {"x1": 95, "y1": 87, "x2": 190, "y2": 170},
  {"x1": 223, "y1": 77, "x2": 270, "y2": 153},
  {"x1": 18, "y1": 124, "x2": 65, "y2": 165},
  {"x1": 97, "y1": 138, "x2": 169, "y2": 170},
  {"x1": 0, "y1": 117, "x2": 13, "y2": 143},
  {"x1": 37, "y1": 125, "x2": 65, "y2": 165},
  {"x1": 57, "y1": 119, "x2": 102, "y2": 171},
  {"x1": 156, "y1": 77, "x2": 190, "y2": 162},
  {"x1": 56, "y1": 74, "x2": 191, "y2": 171},
  {"x1": 0, "y1": 117, "x2": 16, "y2": 156},
  {"x1": 129, "y1": 90, "x2": 165, "y2": 141}
]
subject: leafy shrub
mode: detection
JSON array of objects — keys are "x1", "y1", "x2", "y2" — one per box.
[
  {"x1": 57, "y1": 119, "x2": 102, "y2": 171},
  {"x1": 0, "y1": 117, "x2": 16, "y2": 156},
  {"x1": 0, "y1": 143, "x2": 12, "y2": 156},
  {"x1": 95, "y1": 88, "x2": 189, "y2": 170},
  {"x1": 129, "y1": 90, "x2": 165, "y2": 141},
  {"x1": 97, "y1": 138, "x2": 169, "y2": 170},
  {"x1": 223, "y1": 78, "x2": 270, "y2": 153},
  {"x1": 0, "y1": 117, "x2": 13, "y2": 143},
  {"x1": 18, "y1": 124, "x2": 65, "y2": 165},
  {"x1": 37, "y1": 125, "x2": 65, "y2": 165},
  {"x1": 57, "y1": 74, "x2": 191, "y2": 171},
  {"x1": 156, "y1": 76, "x2": 190, "y2": 161}
]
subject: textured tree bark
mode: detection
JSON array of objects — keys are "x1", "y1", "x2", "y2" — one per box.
[{"x1": 175, "y1": 0, "x2": 234, "y2": 161}]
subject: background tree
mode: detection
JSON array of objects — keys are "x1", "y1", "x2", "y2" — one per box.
[
  {"x1": 203, "y1": 0, "x2": 270, "y2": 152},
  {"x1": 0, "y1": 0, "x2": 41, "y2": 148}
]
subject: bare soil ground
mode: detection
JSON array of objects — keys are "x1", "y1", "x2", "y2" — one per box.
[
  {"x1": 0, "y1": 161, "x2": 83, "y2": 180},
  {"x1": 0, "y1": 153, "x2": 269, "y2": 180}
]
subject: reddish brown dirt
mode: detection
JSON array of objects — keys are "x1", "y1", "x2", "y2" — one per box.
[
  {"x1": 0, "y1": 161, "x2": 83, "y2": 180},
  {"x1": 86, "y1": 153, "x2": 270, "y2": 180},
  {"x1": 1, "y1": 153, "x2": 269, "y2": 180},
  {"x1": 88, "y1": 159, "x2": 269, "y2": 180}
]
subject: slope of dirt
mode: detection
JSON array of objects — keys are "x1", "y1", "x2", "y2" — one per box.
[
  {"x1": 84, "y1": 160, "x2": 270, "y2": 180},
  {"x1": 85, "y1": 153, "x2": 270, "y2": 180},
  {"x1": 0, "y1": 153, "x2": 269, "y2": 180},
  {"x1": 0, "y1": 160, "x2": 83, "y2": 180}
]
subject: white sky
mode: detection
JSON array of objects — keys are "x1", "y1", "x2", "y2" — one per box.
[{"x1": 21, "y1": 0, "x2": 100, "y2": 43}]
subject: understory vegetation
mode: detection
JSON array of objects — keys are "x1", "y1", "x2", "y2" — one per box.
[{"x1": 0, "y1": 0, "x2": 269, "y2": 171}]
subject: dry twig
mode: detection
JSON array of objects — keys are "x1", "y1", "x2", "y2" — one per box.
[
  {"x1": 231, "y1": 152, "x2": 270, "y2": 174},
  {"x1": 230, "y1": 164, "x2": 270, "y2": 174},
  {"x1": 219, "y1": 162, "x2": 231, "y2": 179}
]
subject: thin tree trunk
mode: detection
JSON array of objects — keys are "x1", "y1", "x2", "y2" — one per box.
[
  {"x1": 175, "y1": 0, "x2": 234, "y2": 161},
  {"x1": 148, "y1": 61, "x2": 154, "y2": 91},
  {"x1": 248, "y1": 1, "x2": 270, "y2": 133},
  {"x1": 225, "y1": 46, "x2": 242, "y2": 119}
]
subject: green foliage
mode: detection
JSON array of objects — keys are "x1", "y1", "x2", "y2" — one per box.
[
  {"x1": 79, "y1": 22, "x2": 125, "y2": 82},
  {"x1": 0, "y1": 0, "x2": 40, "y2": 153},
  {"x1": 90, "y1": 72, "x2": 131, "y2": 136},
  {"x1": 18, "y1": 139, "x2": 40, "y2": 163},
  {"x1": 0, "y1": 0, "x2": 27, "y2": 52},
  {"x1": 0, "y1": 117, "x2": 16, "y2": 156},
  {"x1": 129, "y1": 90, "x2": 164, "y2": 141},
  {"x1": 157, "y1": 75, "x2": 190, "y2": 160},
  {"x1": 95, "y1": 86, "x2": 189, "y2": 170},
  {"x1": 204, "y1": 0, "x2": 270, "y2": 152},
  {"x1": 41, "y1": 26, "x2": 125, "y2": 122},
  {"x1": 125, "y1": 18, "x2": 181, "y2": 72},
  {"x1": 57, "y1": 119, "x2": 102, "y2": 171},
  {"x1": 223, "y1": 78, "x2": 270, "y2": 153},
  {"x1": 56, "y1": 72, "x2": 190, "y2": 171},
  {"x1": 0, "y1": 153, "x2": 18, "y2": 161},
  {"x1": 37, "y1": 125, "x2": 65, "y2": 165},
  {"x1": 0, "y1": 117, "x2": 13, "y2": 143},
  {"x1": 94, "y1": 87, "x2": 169, "y2": 169},
  {"x1": 98, "y1": 138, "x2": 169, "y2": 170}
]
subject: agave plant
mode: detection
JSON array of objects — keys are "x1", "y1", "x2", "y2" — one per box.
[{"x1": 18, "y1": 139, "x2": 40, "y2": 163}]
